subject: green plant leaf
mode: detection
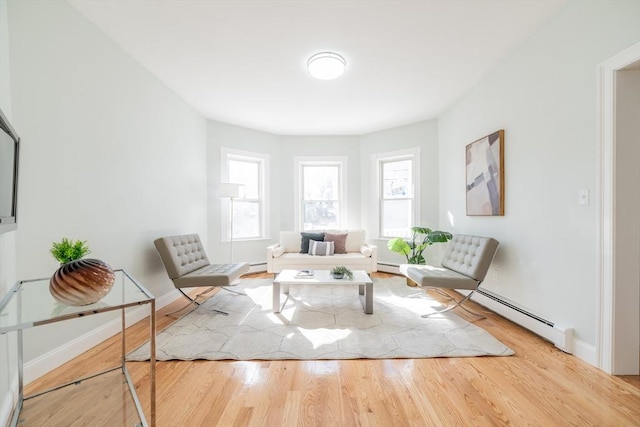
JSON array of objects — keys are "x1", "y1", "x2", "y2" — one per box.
[
  {"x1": 387, "y1": 227, "x2": 453, "y2": 265},
  {"x1": 50, "y1": 238, "x2": 91, "y2": 264},
  {"x1": 412, "y1": 226, "x2": 432, "y2": 235},
  {"x1": 414, "y1": 242, "x2": 430, "y2": 253},
  {"x1": 426, "y1": 231, "x2": 452, "y2": 243},
  {"x1": 408, "y1": 254, "x2": 426, "y2": 264},
  {"x1": 387, "y1": 238, "x2": 411, "y2": 256}
]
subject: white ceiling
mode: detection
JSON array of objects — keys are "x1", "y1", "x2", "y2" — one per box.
[{"x1": 68, "y1": 0, "x2": 567, "y2": 136}]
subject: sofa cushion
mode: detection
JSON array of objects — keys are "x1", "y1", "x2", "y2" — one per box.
[
  {"x1": 324, "y1": 232, "x2": 348, "y2": 254},
  {"x1": 280, "y1": 231, "x2": 301, "y2": 253},
  {"x1": 345, "y1": 230, "x2": 366, "y2": 252},
  {"x1": 309, "y1": 240, "x2": 334, "y2": 256},
  {"x1": 277, "y1": 252, "x2": 371, "y2": 267},
  {"x1": 173, "y1": 262, "x2": 250, "y2": 288},
  {"x1": 300, "y1": 232, "x2": 325, "y2": 253}
]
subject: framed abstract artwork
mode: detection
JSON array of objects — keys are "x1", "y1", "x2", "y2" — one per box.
[{"x1": 466, "y1": 130, "x2": 504, "y2": 216}]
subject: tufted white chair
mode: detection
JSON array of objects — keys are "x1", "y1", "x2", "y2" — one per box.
[
  {"x1": 154, "y1": 234, "x2": 250, "y2": 315},
  {"x1": 399, "y1": 234, "x2": 499, "y2": 318}
]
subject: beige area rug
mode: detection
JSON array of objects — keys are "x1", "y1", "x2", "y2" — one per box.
[{"x1": 128, "y1": 276, "x2": 514, "y2": 361}]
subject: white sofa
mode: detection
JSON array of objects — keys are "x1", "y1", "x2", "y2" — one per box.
[{"x1": 266, "y1": 230, "x2": 377, "y2": 273}]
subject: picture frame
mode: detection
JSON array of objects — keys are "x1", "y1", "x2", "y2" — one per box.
[{"x1": 465, "y1": 130, "x2": 504, "y2": 216}]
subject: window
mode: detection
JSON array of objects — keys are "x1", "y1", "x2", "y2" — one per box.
[
  {"x1": 373, "y1": 148, "x2": 420, "y2": 238},
  {"x1": 221, "y1": 148, "x2": 269, "y2": 240},
  {"x1": 294, "y1": 157, "x2": 347, "y2": 230}
]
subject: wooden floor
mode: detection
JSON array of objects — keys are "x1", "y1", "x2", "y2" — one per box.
[{"x1": 24, "y1": 272, "x2": 640, "y2": 426}]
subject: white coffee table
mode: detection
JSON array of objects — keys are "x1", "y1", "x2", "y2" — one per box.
[{"x1": 273, "y1": 269, "x2": 373, "y2": 314}]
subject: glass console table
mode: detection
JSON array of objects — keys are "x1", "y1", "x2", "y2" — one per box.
[{"x1": 0, "y1": 269, "x2": 156, "y2": 427}]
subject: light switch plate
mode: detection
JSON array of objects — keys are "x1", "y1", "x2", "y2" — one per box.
[{"x1": 578, "y1": 189, "x2": 589, "y2": 205}]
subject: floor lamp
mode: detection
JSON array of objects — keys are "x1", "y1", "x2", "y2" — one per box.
[{"x1": 218, "y1": 183, "x2": 244, "y2": 263}]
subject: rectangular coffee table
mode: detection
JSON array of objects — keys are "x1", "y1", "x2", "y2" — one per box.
[{"x1": 273, "y1": 269, "x2": 373, "y2": 314}]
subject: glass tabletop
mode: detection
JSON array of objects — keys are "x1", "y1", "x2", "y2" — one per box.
[{"x1": 0, "y1": 269, "x2": 154, "y2": 333}]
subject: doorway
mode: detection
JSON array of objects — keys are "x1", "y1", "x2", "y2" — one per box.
[{"x1": 598, "y1": 43, "x2": 640, "y2": 375}]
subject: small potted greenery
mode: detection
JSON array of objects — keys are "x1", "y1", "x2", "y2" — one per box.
[
  {"x1": 388, "y1": 227, "x2": 452, "y2": 286},
  {"x1": 49, "y1": 238, "x2": 115, "y2": 306},
  {"x1": 50, "y1": 238, "x2": 91, "y2": 264},
  {"x1": 331, "y1": 265, "x2": 353, "y2": 280},
  {"x1": 387, "y1": 227, "x2": 452, "y2": 265}
]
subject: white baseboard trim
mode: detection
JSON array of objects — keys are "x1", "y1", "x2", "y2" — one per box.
[
  {"x1": 23, "y1": 289, "x2": 179, "y2": 385},
  {"x1": 468, "y1": 290, "x2": 597, "y2": 366},
  {"x1": 376, "y1": 263, "x2": 400, "y2": 274},
  {"x1": 572, "y1": 338, "x2": 598, "y2": 367},
  {"x1": 382, "y1": 262, "x2": 598, "y2": 368},
  {"x1": 0, "y1": 373, "x2": 18, "y2": 427},
  {"x1": 248, "y1": 263, "x2": 267, "y2": 274},
  {"x1": 0, "y1": 390, "x2": 13, "y2": 427}
]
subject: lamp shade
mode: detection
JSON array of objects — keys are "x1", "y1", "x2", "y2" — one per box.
[{"x1": 218, "y1": 183, "x2": 244, "y2": 198}]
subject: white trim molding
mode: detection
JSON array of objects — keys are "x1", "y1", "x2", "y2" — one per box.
[
  {"x1": 371, "y1": 147, "x2": 421, "y2": 239},
  {"x1": 220, "y1": 147, "x2": 271, "y2": 242},
  {"x1": 0, "y1": 373, "x2": 17, "y2": 427},
  {"x1": 293, "y1": 156, "x2": 348, "y2": 231},
  {"x1": 596, "y1": 42, "x2": 640, "y2": 374}
]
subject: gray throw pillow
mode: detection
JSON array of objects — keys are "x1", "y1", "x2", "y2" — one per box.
[
  {"x1": 308, "y1": 240, "x2": 335, "y2": 256},
  {"x1": 300, "y1": 232, "x2": 325, "y2": 253}
]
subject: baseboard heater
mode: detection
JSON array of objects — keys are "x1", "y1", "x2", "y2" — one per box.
[
  {"x1": 476, "y1": 289, "x2": 553, "y2": 327},
  {"x1": 471, "y1": 287, "x2": 574, "y2": 354},
  {"x1": 378, "y1": 263, "x2": 573, "y2": 353},
  {"x1": 248, "y1": 262, "x2": 267, "y2": 274},
  {"x1": 376, "y1": 262, "x2": 399, "y2": 274}
]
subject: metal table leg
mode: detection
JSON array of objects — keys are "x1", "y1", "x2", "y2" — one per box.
[{"x1": 273, "y1": 280, "x2": 281, "y2": 313}]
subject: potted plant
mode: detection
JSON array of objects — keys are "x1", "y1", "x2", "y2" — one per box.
[
  {"x1": 331, "y1": 265, "x2": 353, "y2": 280},
  {"x1": 49, "y1": 238, "x2": 115, "y2": 306},
  {"x1": 387, "y1": 227, "x2": 452, "y2": 285},
  {"x1": 50, "y1": 238, "x2": 91, "y2": 264}
]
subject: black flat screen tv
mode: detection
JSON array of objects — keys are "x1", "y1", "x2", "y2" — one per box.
[{"x1": 0, "y1": 106, "x2": 19, "y2": 233}]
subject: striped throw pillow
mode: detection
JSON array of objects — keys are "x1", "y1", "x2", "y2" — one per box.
[{"x1": 308, "y1": 240, "x2": 335, "y2": 256}]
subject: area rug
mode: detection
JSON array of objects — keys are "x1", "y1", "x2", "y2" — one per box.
[{"x1": 128, "y1": 276, "x2": 514, "y2": 361}]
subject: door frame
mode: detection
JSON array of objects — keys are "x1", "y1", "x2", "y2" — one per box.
[{"x1": 596, "y1": 42, "x2": 640, "y2": 374}]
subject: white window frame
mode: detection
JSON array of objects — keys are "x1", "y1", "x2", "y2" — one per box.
[
  {"x1": 221, "y1": 147, "x2": 270, "y2": 241},
  {"x1": 372, "y1": 148, "x2": 421, "y2": 239},
  {"x1": 293, "y1": 156, "x2": 348, "y2": 231}
]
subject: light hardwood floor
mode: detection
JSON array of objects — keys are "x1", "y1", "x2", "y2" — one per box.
[{"x1": 24, "y1": 273, "x2": 640, "y2": 426}]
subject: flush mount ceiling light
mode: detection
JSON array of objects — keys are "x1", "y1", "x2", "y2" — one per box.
[{"x1": 307, "y1": 52, "x2": 346, "y2": 80}]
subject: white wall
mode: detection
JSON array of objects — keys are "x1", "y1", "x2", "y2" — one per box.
[
  {"x1": 360, "y1": 119, "x2": 440, "y2": 265},
  {"x1": 0, "y1": 0, "x2": 14, "y2": 296},
  {"x1": 7, "y1": 1, "x2": 207, "y2": 361},
  {"x1": 438, "y1": 0, "x2": 640, "y2": 349},
  {"x1": 0, "y1": 0, "x2": 18, "y2": 423}
]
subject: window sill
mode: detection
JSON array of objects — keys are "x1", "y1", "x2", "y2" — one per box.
[{"x1": 220, "y1": 237, "x2": 272, "y2": 243}]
